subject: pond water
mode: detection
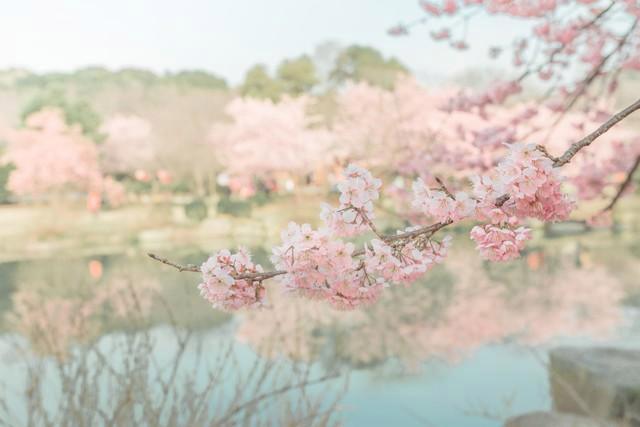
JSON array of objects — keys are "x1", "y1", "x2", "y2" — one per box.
[{"x1": 1, "y1": 228, "x2": 639, "y2": 426}]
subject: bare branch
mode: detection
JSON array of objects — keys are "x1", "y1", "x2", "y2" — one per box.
[
  {"x1": 435, "y1": 176, "x2": 456, "y2": 200},
  {"x1": 147, "y1": 253, "x2": 287, "y2": 280},
  {"x1": 147, "y1": 253, "x2": 200, "y2": 272},
  {"x1": 554, "y1": 97, "x2": 640, "y2": 167},
  {"x1": 601, "y1": 155, "x2": 640, "y2": 212}
]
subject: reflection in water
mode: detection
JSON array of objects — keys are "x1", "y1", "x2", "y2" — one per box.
[
  {"x1": 7, "y1": 278, "x2": 159, "y2": 360},
  {"x1": 0, "y1": 231, "x2": 638, "y2": 426},
  {"x1": 239, "y1": 243, "x2": 627, "y2": 370},
  {"x1": 0, "y1": 326, "x2": 342, "y2": 426}
]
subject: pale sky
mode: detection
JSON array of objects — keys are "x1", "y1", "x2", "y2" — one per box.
[{"x1": 1, "y1": 0, "x2": 529, "y2": 84}]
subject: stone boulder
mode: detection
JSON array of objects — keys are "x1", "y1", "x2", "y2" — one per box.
[
  {"x1": 505, "y1": 411, "x2": 618, "y2": 427},
  {"x1": 549, "y1": 347, "x2": 640, "y2": 425}
]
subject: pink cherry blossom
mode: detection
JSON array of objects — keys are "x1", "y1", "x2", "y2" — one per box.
[
  {"x1": 198, "y1": 248, "x2": 266, "y2": 311},
  {"x1": 270, "y1": 222, "x2": 383, "y2": 309},
  {"x1": 470, "y1": 224, "x2": 532, "y2": 262},
  {"x1": 412, "y1": 178, "x2": 476, "y2": 223},
  {"x1": 322, "y1": 163, "x2": 382, "y2": 236}
]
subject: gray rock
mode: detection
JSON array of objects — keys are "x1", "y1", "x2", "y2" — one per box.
[
  {"x1": 505, "y1": 411, "x2": 618, "y2": 427},
  {"x1": 549, "y1": 347, "x2": 640, "y2": 425}
]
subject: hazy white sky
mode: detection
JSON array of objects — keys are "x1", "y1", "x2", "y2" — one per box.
[{"x1": 1, "y1": 0, "x2": 528, "y2": 84}]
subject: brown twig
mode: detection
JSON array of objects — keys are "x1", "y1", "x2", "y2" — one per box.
[
  {"x1": 535, "y1": 144, "x2": 559, "y2": 163},
  {"x1": 147, "y1": 253, "x2": 287, "y2": 280},
  {"x1": 435, "y1": 177, "x2": 456, "y2": 200},
  {"x1": 601, "y1": 155, "x2": 640, "y2": 212},
  {"x1": 553, "y1": 97, "x2": 640, "y2": 167},
  {"x1": 147, "y1": 253, "x2": 200, "y2": 272}
]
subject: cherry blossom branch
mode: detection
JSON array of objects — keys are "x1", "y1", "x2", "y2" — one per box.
[
  {"x1": 148, "y1": 253, "x2": 287, "y2": 280},
  {"x1": 149, "y1": 93, "x2": 640, "y2": 312},
  {"x1": 493, "y1": 97, "x2": 640, "y2": 208},
  {"x1": 386, "y1": 220, "x2": 451, "y2": 243},
  {"x1": 359, "y1": 209, "x2": 384, "y2": 239},
  {"x1": 435, "y1": 176, "x2": 456, "y2": 200},
  {"x1": 150, "y1": 218, "x2": 452, "y2": 273},
  {"x1": 601, "y1": 155, "x2": 640, "y2": 213},
  {"x1": 148, "y1": 253, "x2": 200, "y2": 272},
  {"x1": 151, "y1": 96, "x2": 640, "y2": 284},
  {"x1": 553, "y1": 97, "x2": 640, "y2": 167}
]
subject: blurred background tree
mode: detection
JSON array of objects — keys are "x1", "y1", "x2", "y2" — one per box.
[
  {"x1": 162, "y1": 70, "x2": 228, "y2": 90},
  {"x1": 20, "y1": 90, "x2": 103, "y2": 141},
  {"x1": 0, "y1": 161, "x2": 13, "y2": 203},
  {"x1": 276, "y1": 55, "x2": 318, "y2": 95},
  {"x1": 330, "y1": 45, "x2": 407, "y2": 89},
  {"x1": 239, "y1": 64, "x2": 283, "y2": 101}
]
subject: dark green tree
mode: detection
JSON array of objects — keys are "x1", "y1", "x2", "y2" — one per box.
[
  {"x1": 239, "y1": 65, "x2": 283, "y2": 101},
  {"x1": 276, "y1": 55, "x2": 318, "y2": 95},
  {"x1": 20, "y1": 90, "x2": 103, "y2": 141},
  {"x1": 0, "y1": 162, "x2": 13, "y2": 203},
  {"x1": 330, "y1": 45, "x2": 408, "y2": 89},
  {"x1": 163, "y1": 70, "x2": 228, "y2": 90}
]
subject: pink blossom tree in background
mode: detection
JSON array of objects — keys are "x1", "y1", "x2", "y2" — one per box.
[
  {"x1": 1, "y1": 108, "x2": 102, "y2": 199},
  {"x1": 208, "y1": 96, "x2": 333, "y2": 196},
  {"x1": 99, "y1": 114, "x2": 155, "y2": 177},
  {"x1": 151, "y1": 3, "x2": 640, "y2": 314},
  {"x1": 333, "y1": 76, "x2": 639, "y2": 224},
  {"x1": 0, "y1": 108, "x2": 129, "y2": 209}
]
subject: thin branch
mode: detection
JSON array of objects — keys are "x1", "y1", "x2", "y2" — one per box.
[
  {"x1": 601, "y1": 155, "x2": 640, "y2": 212},
  {"x1": 147, "y1": 253, "x2": 200, "y2": 272},
  {"x1": 214, "y1": 373, "x2": 338, "y2": 426},
  {"x1": 147, "y1": 253, "x2": 287, "y2": 280},
  {"x1": 435, "y1": 177, "x2": 456, "y2": 200},
  {"x1": 535, "y1": 144, "x2": 558, "y2": 163},
  {"x1": 553, "y1": 97, "x2": 640, "y2": 166}
]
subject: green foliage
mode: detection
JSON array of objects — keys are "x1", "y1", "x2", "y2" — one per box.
[
  {"x1": 330, "y1": 45, "x2": 408, "y2": 89},
  {"x1": 184, "y1": 199, "x2": 209, "y2": 221},
  {"x1": 276, "y1": 55, "x2": 318, "y2": 95},
  {"x1": 239, "y1": 64, "x2": 283, "y2": 101},
  {"x1": 163, "y1": 70, "x2": 228, "y2": 90},
  {"x1": 0, "y1": 162, "x2": 14, "y2": 204},
  {"x1": 113, "y1": 67, "x2": 159, "y2": 86},
  {"x1": 14, "y1": 66, "x2": 159, "y2": 89},
  {"x1": 121, "y1": 177, "x2": 153, "y2": 194},
  {"x1": 20, "y1": 90, "x2": 103, "y2": 141},
  {"x1": 11, "y1": 67, "x2": 232, "y2": 92},
  {"x1": 216, "y1": 196, "x2": 252, "y2": 217}
]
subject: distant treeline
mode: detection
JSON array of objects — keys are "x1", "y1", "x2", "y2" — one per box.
[{"x1": 0, "y1": 44, "x2": 409, "y2": 100}]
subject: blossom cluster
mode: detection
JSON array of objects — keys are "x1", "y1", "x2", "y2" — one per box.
[
  {"x1": 198, "y1": 248, "x2": 266, "y2": 311},
  {"x1": 471, "y1": 143, "x2": 573, "y2": 225},
  {"x1": 365, "y1": 233, "x2": 452, "y2": 284},
  {"x1": 271, "y1": 222, "x2": 383, "y2": 310},
  {"x1": 321, "y1": 164, "x2": 382, "y2": 236},
  {"x1": 412, "y1": 178, "x2": 476, "y2": 223},
  {"x1": 469, "y1": 143, "x2": 573, "y2": 261},
  {"x1": 470, "y1": 225, "x2": 532, "y2": 262}
]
